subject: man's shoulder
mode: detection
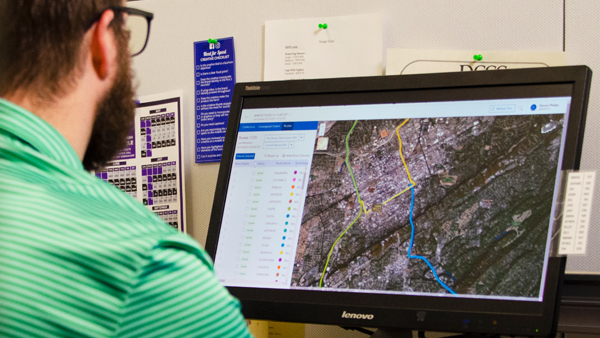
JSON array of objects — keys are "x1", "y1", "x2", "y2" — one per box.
[
  {"x1": 0, "y1": 133, "x2": 178, "y2": 245},
  {"x1": 0, "y1": 131, "x2": 83, "y2": 186},
  {"x1": 151, "y1": 232, "x2": 214, "y2": 267}
]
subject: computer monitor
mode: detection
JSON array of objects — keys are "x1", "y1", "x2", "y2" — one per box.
[{"x1": 205, "y1": 66, "x2": 592, "y2": 336}]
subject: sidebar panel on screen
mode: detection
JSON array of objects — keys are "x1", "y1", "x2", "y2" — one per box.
[{"x1": 215, "y1": 121, "x2": 318, "y2": 288}]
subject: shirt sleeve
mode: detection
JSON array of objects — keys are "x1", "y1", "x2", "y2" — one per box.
[{"x1": 117, "y1": 235, "x2": 253, "y2": 338}]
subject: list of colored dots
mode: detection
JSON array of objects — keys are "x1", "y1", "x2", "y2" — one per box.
[{"x1": 274, "y1": 169, "x2": 300, "y2": 283}]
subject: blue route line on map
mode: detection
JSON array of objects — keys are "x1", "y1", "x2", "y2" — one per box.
[
  {"x1": 445, "y1": 271, "x2": 457, "y2": 282},
  {"x1": 408, "y1": 187, "x2": 457, "y2": 295},
  {"x1": 494, "y1": 230, "x2": 509, "y2": 241}
]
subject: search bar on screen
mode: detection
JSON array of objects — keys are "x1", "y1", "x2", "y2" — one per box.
[{"x1": 489, "y1": 105, "x2": 516, "y2": 113}]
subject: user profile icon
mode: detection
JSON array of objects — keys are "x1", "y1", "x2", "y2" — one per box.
[{"x1": 530, "y1": 104, "x2": 537, "y2": 111}]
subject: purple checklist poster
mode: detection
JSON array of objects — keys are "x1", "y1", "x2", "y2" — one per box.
[{"x1": 194, "y1": 37, "x2": 236, "y2": 163}]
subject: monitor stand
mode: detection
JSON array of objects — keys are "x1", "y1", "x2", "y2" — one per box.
[
  {"x1": 370, "y1": 330, "x2": 502, "y2": 338},
  {"x1": 370, "y1": 329, "x2": 413, "y2": 338}
]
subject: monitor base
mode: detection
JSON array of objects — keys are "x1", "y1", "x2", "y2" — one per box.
[
  {"x1": 370, "y1": 329, "x2": 413, "y2": 338},
  {"x1": 370, "y1": 330, "x2": 504, "y2": 338},
  {"x1": 438, "y1": 334, "x2": 501, "y2": 338}
]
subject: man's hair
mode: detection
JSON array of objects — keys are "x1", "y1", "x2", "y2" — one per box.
[{"x1": 0, "y1": 0, "x2": 123, "y2": 100}]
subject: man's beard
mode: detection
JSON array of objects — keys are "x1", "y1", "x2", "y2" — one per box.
[{"x1": 82, "y1": 33, "x2": 136, "y2": 171}]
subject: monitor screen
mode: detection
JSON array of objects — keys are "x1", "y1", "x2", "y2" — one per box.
[
  {"x1": 217, "y1": 97, "x2": 568, "y2": 299},
  {"x1": 206, "y1": 67, "x2": 591, "y2": 336}
]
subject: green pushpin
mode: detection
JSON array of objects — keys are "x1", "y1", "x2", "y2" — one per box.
[
  {"x1": 208, "y1": 39, "x2": 218, "y2": 44},
  {"x1": 473, "y1": 54, "x2": 483, "y2": 61},
  {"x1": 318, "y1": 23, "x2": 328, "y2": 29}
]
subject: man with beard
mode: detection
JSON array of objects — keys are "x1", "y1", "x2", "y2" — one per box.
[{"x1": 0, "y1": 1, "x2": 252, "y2": 337}]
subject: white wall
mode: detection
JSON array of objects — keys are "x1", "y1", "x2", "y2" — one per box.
[
  {"x1": 564, "y1": 0, "x2": 600, "y2": 274},
  {"x1": 129, "y1": 0, "x2": 599, "y2": 334}
]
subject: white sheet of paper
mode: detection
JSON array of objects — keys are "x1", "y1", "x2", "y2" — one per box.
[
  {"x1": 386, "y1": 49, "x2": 566, "y2": 75},
  {"x1": 264, "y1": 14, "x2": 382, "y2": 81},
  {"x1": 559, "y1": 171, "x2": 595, "y2": 256}
]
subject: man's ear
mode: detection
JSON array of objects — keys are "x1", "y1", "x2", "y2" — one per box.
[{"x1": 90, "y1": 9, "x2": 117, "y2": 80}]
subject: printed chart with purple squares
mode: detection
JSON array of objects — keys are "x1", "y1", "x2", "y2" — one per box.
[{"x1": 93, "y1": 91, "x2": 187, "y2": 233}]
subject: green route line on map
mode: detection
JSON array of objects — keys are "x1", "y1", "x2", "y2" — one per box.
[
  {"x1": 319, "y1": 120, "x2": 362, "y2": 287},
  {"x1": 345, "y1": 120, "x2": 362, "y2": 201},
  {"x1": 319, "y1": 119, "x2": 414, "y2": 287},
  {"x1": 317, "y1": 118, "x2": 455, "y2": 294}
]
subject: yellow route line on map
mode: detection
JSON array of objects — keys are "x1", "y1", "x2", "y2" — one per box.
[
  {"x1": 361, "y1": 118, "x2": 415, "y2": 214},
  {"x1": 396, "y1": 119, "x2": 416, "y2": 186},
  {"x1": 319, "y1": 119, "x2": 416, "y2": 287},
  {"x1": 318, "y1": 205, "x2": 362, "y2": 287},
  {"x1": 383, "y1": 186, "x2": 413, "y2": 205},
  {"x1": 319, "y1": 121, "x2": 361, "y2": 287}
]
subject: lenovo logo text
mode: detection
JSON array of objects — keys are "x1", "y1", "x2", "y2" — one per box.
[
  {"x1": 245, "y1": 86, "x2": 261, "y2": 91},
  {"x1": 341, "y1": 311, "x2": 374, "y2": 320}
]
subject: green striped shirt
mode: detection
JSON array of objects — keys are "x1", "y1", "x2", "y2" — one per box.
[{"x1": 0, "y1": 98, "x2": 252, "y2": 338}]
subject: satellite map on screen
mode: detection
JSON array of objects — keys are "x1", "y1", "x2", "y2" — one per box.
[{"x1": 291, "y1": 114, "x2": 564, "y2": 297}]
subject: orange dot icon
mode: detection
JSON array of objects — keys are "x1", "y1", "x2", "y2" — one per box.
[
  {"x1": 277, "y1": 266, "x2": 281, "y2": 269},
  {"x1": 292, "y1": 185, "x2": 295, "y2": 189}
]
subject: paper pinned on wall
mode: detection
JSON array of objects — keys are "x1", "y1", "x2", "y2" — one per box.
[
  {"x1": 92, "y1": 91, "x2": 187, "y2": 233},
  {"x1": 386, "y1": 49, "x2": 566, "y2": 75},
  {"x1": 264, "y1": 13, "x2": 383, "y2": 81},
  {"x1": 559, "y1": 171, "x2": 595, "y2": 256},
  {"x1": 194, "y1": 37, "x2": 236, "y2": 163}
]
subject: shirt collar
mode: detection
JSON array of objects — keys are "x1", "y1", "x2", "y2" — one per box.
[{"x1": 0, "y1": 98, "x2": 83, "y2": 170}]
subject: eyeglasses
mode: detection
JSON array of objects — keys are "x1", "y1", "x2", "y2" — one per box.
[{"x1": 88, "y1": 6, "x2": 154, "y2": 57}]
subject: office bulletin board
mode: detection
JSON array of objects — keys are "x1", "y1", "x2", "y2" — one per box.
[{"x1": 128, "y1": 0, "x2": 599, "y2": 288}]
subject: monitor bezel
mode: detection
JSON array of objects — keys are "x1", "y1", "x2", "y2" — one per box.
[{"x1": 205, "y1": 66, "x2": 592, "y2": 336}]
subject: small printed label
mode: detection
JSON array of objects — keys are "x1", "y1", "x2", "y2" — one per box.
[
  {"x1": 559, "y1": 171, "x2": 595, "y2": 255},
  {"x1": 318, "y1": 123, "x2": 326, "y2": 137}
]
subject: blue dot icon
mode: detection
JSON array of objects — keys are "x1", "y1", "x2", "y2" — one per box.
[
  {"x1": 281, "y1": 243, "x2": 285, "y2": 247},
  {"x1": 530, "y1": 104, "x2": 537, "y2": 111},
  {"x1": 286, "y1": 214, "x2": 290, "y2": 218},
  {"x1": 283, "y1": 236, "x2": 286, "y2": 240}
]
